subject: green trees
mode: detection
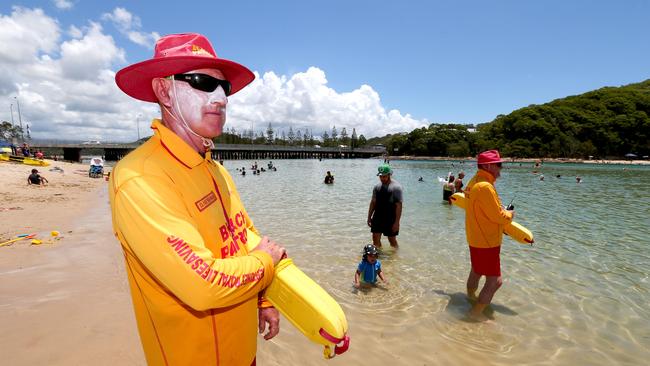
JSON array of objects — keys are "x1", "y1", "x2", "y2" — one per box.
[
  {"x1": 384, "y1": 124, "x2": 475, "y2": 157},
  {"x1": 0, "y1": 121, "x2": 22, "y2": 141},
  {"x1": 216, "y1": 79, "x2": 649, "y2": 157},
  {"x1": 266, "y1": 123, "x2": 274, "y2": 144},
  {"x1": 382, "y1": 79, "x2": 650, "y2": 158},
  {"x1": 350, "y1": 128, "x2": 358, "y2": 148}
]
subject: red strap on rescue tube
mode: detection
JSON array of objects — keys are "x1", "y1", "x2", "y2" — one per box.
[{"x1": 319, "y1": 328, "x2": 350, "y2": 355}]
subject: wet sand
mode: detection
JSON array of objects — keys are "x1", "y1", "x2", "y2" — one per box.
[
  {"x1": 0, "y1": 160, "x2": 338, "y2": 365},
  {"x1": 0, "y1": 160, "x2": 144, "y2": 365},
  {"x1": 0, "y1": 160, "x2": 326, "y2": 365}
]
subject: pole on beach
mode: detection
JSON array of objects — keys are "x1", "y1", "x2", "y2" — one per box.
[
  {"x1": 9, "y1": 103, "x2": 15, "y2": 126},
  {"x1": 14, "y1": 97, "x2": 24, "y2": 142}
]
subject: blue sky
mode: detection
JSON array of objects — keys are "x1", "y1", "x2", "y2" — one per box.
[{"x1": 1, "y1": 0, "x2": 649, "y2": 141}]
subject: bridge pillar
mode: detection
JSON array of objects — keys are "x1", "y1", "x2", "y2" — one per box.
[{"x1": 63, "y1": 147, "x2": 81, "y2": 162}]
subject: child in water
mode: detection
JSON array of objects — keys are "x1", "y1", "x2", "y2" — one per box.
[{"x1": 354, "y1": 244, "x2": 387, "y2": 288}]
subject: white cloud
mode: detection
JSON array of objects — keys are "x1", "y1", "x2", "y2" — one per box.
[
  {"x1": 68, "y1": 24, "x2": 82, "y2": 38},
  {"x1": 53, "y1": 0, "x2": 74, "y2": 10},
  {"x1": 0, "y1": 7, "x2": 60, "y2": 64},
  {"x1": 229, "y1": 67, "x2": 427, "y2": 138},
  {"x1": 0, "y1": 7, "x2": 425, "y2": 143},
  {"x1": 102, "y1": 7, "x2": 158, "y2": 49},
  {"x1": 59, "y1": 22, "x2": 125, "y2": 80},
  {"x1": 101, "y1": 7, "x2": 139, "y2": 30},
  {"x1": 126, "y1": 30, "x2": 161, "y2": 48},
  {"x1": 0, "y1": 7, "x2": 153, "y2": 142}
]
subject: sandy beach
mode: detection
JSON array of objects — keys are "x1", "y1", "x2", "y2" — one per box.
[
  {"x1": 0, "y1": 160, "x2": 331, "y2": 365},
  {"x1": 0, "y1": 160, "x2": 145, "y2": 365}
]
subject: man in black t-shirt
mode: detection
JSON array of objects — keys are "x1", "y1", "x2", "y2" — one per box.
[{"x1": 367, "y1": 163, "x2": 403, "y2": 248}]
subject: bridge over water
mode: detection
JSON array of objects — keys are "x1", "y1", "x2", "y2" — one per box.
[{"x1": 29, "y1": 143, "x2": 386, "y2": 162}]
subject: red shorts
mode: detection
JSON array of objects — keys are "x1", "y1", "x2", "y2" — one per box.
[{"x1": 469, "y1": 246, "x2": 501, "y2": 276}]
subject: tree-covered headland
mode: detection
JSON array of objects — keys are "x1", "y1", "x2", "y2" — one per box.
[{"x1": 377, "y1": 79, "x2": 650, "y2": 159}]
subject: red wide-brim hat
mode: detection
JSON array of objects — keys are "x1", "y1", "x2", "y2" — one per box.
[
  {"x1": 115, "y1": 33, "x2": 255, "y2": 103},
  {"x1": 477, "y1": 150, "x2": 505, "y2": 164}
]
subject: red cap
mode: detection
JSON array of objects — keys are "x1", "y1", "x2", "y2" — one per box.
[
  {"x1": 477, "y1": 150, "x2": 504, "y2": 164},
  {"x1": 115, "y1": 33, "x2": 255, "y2": 102}
]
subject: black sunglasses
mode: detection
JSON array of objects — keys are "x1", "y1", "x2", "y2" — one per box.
[
  {"x1": 496, "y1": 162, "x2": 503, "y2": 168},
  {"x1": 172, "y1": 73, "x2": 232, "y2": 95}
]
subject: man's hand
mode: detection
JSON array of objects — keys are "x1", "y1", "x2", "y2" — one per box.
[
  {"x1": 258, "y1": 307, "x2": 280, "y2": 340},
  {"x1": 391, "y1": 222, "x2": 400, "y2": 233},
  {"x1": 367, "y1": 218, "x2": 372, "y2": 227},
  {"x1": 254, "y1": 237, "x2": 286, "y2": 265}
]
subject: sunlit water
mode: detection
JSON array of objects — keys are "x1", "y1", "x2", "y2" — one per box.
[{"x1": 226, "y1": 159, "x2": 650, "y2": 365}]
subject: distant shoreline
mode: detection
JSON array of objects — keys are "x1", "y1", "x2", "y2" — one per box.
[{"x1": 385, "y1": 156, "x2": 650, "y2": 166}]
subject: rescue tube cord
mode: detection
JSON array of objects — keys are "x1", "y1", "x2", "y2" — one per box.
[{"x1": 319, "y1": 328, "x2": 350, "y2": 355}]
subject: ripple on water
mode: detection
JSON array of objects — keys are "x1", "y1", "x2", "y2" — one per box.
[{"x1": 227, "y1": 159, "x2": 650, "y2": 365}]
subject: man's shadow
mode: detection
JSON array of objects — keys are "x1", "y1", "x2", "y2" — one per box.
[{"x1": 433, "y1": 290, "x2": 518, "y2": 319}]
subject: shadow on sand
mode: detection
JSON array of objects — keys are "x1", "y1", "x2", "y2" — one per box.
[{"x1": 433, "y1": 290, "x2": 518, "y2": 320}]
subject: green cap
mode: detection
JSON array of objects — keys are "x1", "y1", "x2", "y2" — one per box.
[{"x1": 377, "y1": 163, "x2": 392, "y2": 176}]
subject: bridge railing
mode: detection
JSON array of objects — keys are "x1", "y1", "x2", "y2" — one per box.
[{"x1": 27, "y1": 143, "x2": 386, "y2": 162}]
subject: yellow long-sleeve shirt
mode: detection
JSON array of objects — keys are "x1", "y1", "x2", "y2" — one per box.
[
  {"x1": 109, "y1": 120, "x2": 274, "y2": 366},
  {"x1": 464, "y1": 169, "x2": 513, "y2": 248}
]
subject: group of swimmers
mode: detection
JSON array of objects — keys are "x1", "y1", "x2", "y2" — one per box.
[
  {"x1": 236, "y1": 161, "x2": 277, "y2": 176},
  {"x1": 538, "y1": 174, "x2": 582, "y2": 183}
]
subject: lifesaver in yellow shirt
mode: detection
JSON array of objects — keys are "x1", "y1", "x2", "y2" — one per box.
[
  {"x1": 265, "y1": 258, "x2": 350, "y2": 359},
  {"x1": 450, "y1": 192, "x2": 534, "y2": 245}
]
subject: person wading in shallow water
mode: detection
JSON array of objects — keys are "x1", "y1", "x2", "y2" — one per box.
[
  {"x1": 454, "y1": 171, "x2": 465, "y2": 193},
  {"x1": 367, "y1": 163, "x2": 403, "y2": 248},
  {"x1": 110, "y1": 33, "x2": 286, "y2": 366},
  {"x1": 463, "y1": 150, "x2": 514, "y2": 322}
]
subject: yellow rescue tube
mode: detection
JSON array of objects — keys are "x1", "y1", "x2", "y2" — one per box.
[
  {"x1": 450, "y1": 193, "x2": 534, "y2": 245},
  {"x1": 265, "y1": 258, "x2": 350, "y2": 359}
]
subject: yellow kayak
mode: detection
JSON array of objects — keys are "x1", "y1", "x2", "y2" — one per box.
[
  {"x1": 0, "y1": 154, "x2": 50, "y2": 167},
  {"x1": 23, "y1": 157, "x2": 50, "y2": 167},
  {"x1": 265, "y1": 258, "x2": 350, "y2": 359},
  {"x1": 450, "y1": 192, "x2": 534, "y2": 245}
]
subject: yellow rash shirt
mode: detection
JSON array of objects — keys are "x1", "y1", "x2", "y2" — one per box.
[
  {"x1": 464, "y1": 169, "x2": 513, "y2": 249},
  {"x1": 109, "y1": 120, "x2": 274, "y2": 366}
]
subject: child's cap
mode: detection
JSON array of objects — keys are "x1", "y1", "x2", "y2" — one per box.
[{"x1": 363, "y1": 244, "x2": 378, "y2": 256}]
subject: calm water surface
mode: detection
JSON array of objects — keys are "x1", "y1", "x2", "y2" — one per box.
[{"x1": 227, "y1": 159, "x2": 650, "y2": 366}]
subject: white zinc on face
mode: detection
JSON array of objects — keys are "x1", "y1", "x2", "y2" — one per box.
[{"x1": 166, "y1": 68, "x2": 229, "y2": 146}]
